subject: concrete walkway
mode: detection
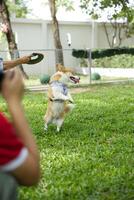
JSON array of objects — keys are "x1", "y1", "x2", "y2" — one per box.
[
  {"x1": 26, "y1": 78, "x2": 134, "y2": 93},
  {"x1": 26, "y1": 85, "x2": 48, "y2": 92}
]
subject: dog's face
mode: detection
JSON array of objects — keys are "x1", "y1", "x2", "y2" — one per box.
[{"x1": 50, "y1": 64, "x2": 80, "y2": 85}]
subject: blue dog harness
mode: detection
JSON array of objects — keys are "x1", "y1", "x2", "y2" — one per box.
[
  {"x1": 50, "y1": 81, "x2": 68, "y2": 96},
  {"x1": 49, "y1": 81, "x2": 68, "y2": 102}
]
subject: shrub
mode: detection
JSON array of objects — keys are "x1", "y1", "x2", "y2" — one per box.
[
  {"x1": 91, "y1": 72, "x2": 101, "y2": 80},
  {"x1": 40, "y1": 74, "x2": 50, "y2": 84},
  {"x1": 72, "y1": 47, "x2": 134, "y2": 59},
  {"x1": 79, "y1": 58, "x2": 88, "y2": 67},
  {"x1": 93, "y1": 54, "x2": 134, "y2": 68}
]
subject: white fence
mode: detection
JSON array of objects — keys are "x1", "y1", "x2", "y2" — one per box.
[{"x1": 76, "y1": 67, "x2": 134, "y2": 78}]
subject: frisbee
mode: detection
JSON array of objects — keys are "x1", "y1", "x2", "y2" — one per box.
[{"x1": 27, "y1": 53, "x2": 44, "y2": 65}]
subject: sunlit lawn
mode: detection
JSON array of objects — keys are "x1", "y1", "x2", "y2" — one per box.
[{"x1": 0, "y1": 83, "x2": 134, "y2": 200}]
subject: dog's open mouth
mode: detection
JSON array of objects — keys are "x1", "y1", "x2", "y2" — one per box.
[{"x1": 70, "y1": 76, "x2": 80, "y2": 84}]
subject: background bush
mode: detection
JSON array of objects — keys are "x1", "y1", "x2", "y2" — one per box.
[
  {"x1": 93, "y1": 54, "x2": 134, "y2": 68},
  {"x1": 91, "y1": 72, "x2": 101, "y2": 80},
  {"x1": 40, "y1": 74, "x2": 50, "y2": 84},
  {"x1": 72, "y1": 48, "x2": 134, "y2": 68},
  {"x1": 72, "y1": 47, "x2": 134, "y2": 59}
]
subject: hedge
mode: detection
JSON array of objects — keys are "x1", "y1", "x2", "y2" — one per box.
[
  {"x1": 93, "y1": 54, "x2": 134, "y2": 68},
  {"x1": 72, "y1": 47, "x2": 134, "y2": 59}
]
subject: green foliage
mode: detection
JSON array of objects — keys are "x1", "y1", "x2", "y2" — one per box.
[
  {"x1": 79, "y1": 58, "x2": 88, "y2": 67},
  {"x1": 80, "y1": 0, "x2": 134, "y2": 22},
  {"x1": 40, "y1": 74, "x2": 50, "y2": 84},
  {"x1": 91, "y1": 72, "x2": 101, "y2": 80},
  {"x1": 72, "y1": 49, "x2": 89, "y2": 59},
  {"x1": 1, "y1": 83, "x2": 134, "y2": 199},
  {"x1": 56, "y1": 0, "x2": 75, "y2": 11},
  {"x1": 72, "y1": 47, "x2": 134, "y2": 59},
  {"x1": 7, "y1": 0, "x2": 29, "y2": 18},
  {"x1": 73, "y1": 48, "x2": 134, "y2": 68},
  {"x1": 80, "y1": 0, "x2": 134, "y2": 46},
  {"x1": 93, "y1": 54, "x2": 134, "y2": 68}
]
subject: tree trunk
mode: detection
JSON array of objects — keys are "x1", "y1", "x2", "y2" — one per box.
[
  {"x1": 103, "y1": 23, "x2": 112, "y2": 48},
  {"x1": 0, "y1": 1, "x2": 28, "y2": 79},
  {"x1": 48, "y1": 0, "x2": 64, "y2": 66}
]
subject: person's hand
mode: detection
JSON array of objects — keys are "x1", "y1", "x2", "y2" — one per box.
[
  {"x1": 20, "y1": 55, "x2": 32, "y2": 64},
  {"x1": 1, "y1": 69, "x2": 24, "y2": 104}
]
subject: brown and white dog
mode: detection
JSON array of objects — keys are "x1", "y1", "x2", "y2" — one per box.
[{"x1": 44, "y1": 64, "x2": 80, "y2": 132}]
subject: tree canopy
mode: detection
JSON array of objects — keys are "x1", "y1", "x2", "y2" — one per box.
[
  {"x1": 80, "y1": 0, "x2": 134, "y2": 23},
  {"x1": 80, "y1": 0, "x2": 134, "y2": 47},
  {"x1": 56, "y1": 0, "x2": 74, "y2": 11},
  {"x1": 6, "y1": 0, "x2": 29, "y2": 18}
]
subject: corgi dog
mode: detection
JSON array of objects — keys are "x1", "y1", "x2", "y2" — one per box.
[{"x1": 44, "y1": 64, "x2": 80, "y2": 132}]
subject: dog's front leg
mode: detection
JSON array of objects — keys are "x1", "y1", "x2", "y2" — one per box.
[
  {"x1": 52, "y1": 91, "x2": 70, "y2": 101},
  {"x1": 67, "y1": 93, "x2": 74, "y2": 103}
]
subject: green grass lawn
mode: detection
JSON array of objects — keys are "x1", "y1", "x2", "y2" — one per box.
[{"x1": 1, "y1": 83, "x2": 134, "y2": 200}]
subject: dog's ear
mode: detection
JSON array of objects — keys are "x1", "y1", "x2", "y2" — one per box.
[
  {"x1": 56, "y1": 63, "x2": 65, "y2": 72},
  {"x1": 65, "y1": 67, "x2": 74, "y2": 73}
]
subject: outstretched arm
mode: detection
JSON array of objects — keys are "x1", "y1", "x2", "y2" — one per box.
[{"x1": 3, "y1": 55, "x2": 31, "y2": 70}]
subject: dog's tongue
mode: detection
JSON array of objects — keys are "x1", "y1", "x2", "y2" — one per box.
[
  {"x1": 75, "y1": 78, "x2": 80, "y2": 83},
  {"x1": 74, "y1": 77, "x2": 80, "y2": 84}
]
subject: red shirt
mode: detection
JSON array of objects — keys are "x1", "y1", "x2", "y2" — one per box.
[{"x1": 0, "y1": 113, "x2": 28, "y2": 171}]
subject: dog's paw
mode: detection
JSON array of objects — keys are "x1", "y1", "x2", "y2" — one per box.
[
  {"x1": 62, "y1": 96, "x2": 70, "y2": 102},
  {"x1": 51, "y1": 97, "x2": 56, "y2": 101},
  {"x1": 44, "y1": 125, "x2": 48, "y2": 131},
  {"x1": 56, "y1": 126, "x2": 63, "y2": 132},
  {"x1": 68, "y1": 99, "x2": 74, "y2": 103},
  {"x1": 56, "y1": 127, "x2": 61, "y2": 132},
  {"x1": 66, "y1": 103, "x2": 75, "y2": 112}
]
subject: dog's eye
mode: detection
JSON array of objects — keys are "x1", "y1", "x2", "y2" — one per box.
[{"x1": 69, "y1": 72, "x2": 73, "y2": 76}]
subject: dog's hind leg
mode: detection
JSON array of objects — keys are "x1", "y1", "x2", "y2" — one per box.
[
  {"x1": 44, "y1": 123, "x2": 48, "y2": 131},
  {"x1": 64, "y1": 103, "x2": 75, "y2": 113},
  {"x1": 56, "y1": 118, "x2": 64, "y2": 132},
  {"x1": 44, "y1": 115, "x2": 52, "y2": 131}
]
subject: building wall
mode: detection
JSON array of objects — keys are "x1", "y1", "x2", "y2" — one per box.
[{"x1": 0, "y1": 18, "x2": 134, "y2": 75}]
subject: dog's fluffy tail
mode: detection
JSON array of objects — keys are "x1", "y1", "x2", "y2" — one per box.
[{"x1": 64, "y1": 103, "x2": 75, "y2": 113}]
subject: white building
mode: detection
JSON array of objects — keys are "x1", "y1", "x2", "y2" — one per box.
[{"x1": 0, "y1": 18, "x2": 134, "y2": 75}]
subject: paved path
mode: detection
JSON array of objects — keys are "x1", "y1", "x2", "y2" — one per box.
[
  {"x1": 26, "y1": 84, "x2": 92, "y2": 93},
  {"x1": 26, "y1": 85, "x2": 48, "y2": 92},
  {"x1": 26, "y1": 79, "x2": 134, "y2": 93}
]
